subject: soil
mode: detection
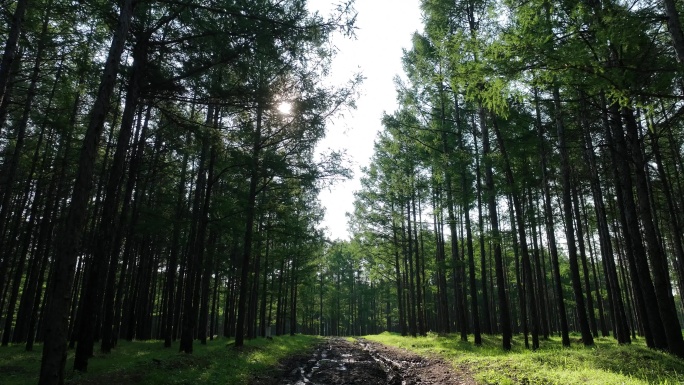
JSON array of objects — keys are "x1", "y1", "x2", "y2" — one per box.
[{"x1": 250, "y1": 337, "x2": 476, "y2": 385}]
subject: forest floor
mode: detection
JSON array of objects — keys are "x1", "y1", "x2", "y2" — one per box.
[
  {"x1": 249, "y1": 337, "x2": 476, "y2": 384},
  {"x1": 3, "y1": 333, "x2": 684, "y2": 384},
  {"x1": 0, "y1": 335, "x2": 322, "y2": 385},
  {"x1": 366, "y1": 332, "x2": 684, "y2": 384}
]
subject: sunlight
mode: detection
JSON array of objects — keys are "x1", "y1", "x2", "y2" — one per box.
[{"x1": 277, "y1": 101, "x2": 293, "y2": 115}]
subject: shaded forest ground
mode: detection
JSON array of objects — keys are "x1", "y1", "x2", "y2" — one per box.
[
  {"x1": 0, "y1": 335, "x2": 321, "y2": 385},
  {"x1": 2, "y1": 333, "x2": 684, "y2": 384}
]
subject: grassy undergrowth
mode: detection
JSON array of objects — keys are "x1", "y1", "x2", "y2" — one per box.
[
  {"x1": 366, "y1": 332, "x2": 684, "y2": 384},
  {"x1": 0, "y1": 334, "x2": 320, "y2": 385}
]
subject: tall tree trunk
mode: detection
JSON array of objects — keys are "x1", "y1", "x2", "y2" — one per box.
[
  {"x1": 444, "y1": 171, "x2": 466, "y2": 340},
  {"x1": 528, "y1": 189, "x2": 550, "y2": 339},
  {"x1": 492, "y1": 116, "x2": 540, "y2": 349},
  {"x1": 650, "y1": 125, "x2": 684, "y2": 324},
  {"x1": 235, "y1": 100, "x2": 264, "y2": 347},
  {"x1": 481, "y1": 106, "x2": 512, "y2": 350},
  {"x1": 163, "y1": 135, "x2": 190, "y2": 347},
  {"x1": 111, "y1": 105, "x2": 151, "y2": 346},
  {"x1": 11, "y1": 51, "x2": 63, "y2": 347},
  {"x1": 553, "y1": 87, "x2": 594, "y2": 346},
  {"x1": 289, "y1": 250, "x2": 298, "y2": 336},
  {"x1": 259, "y1": 230, "x2": 271, "y2": 337},
  {"x1": 432, "y1": 184, "x2": 450, "y2": 334},
  {"x1": 622, "y1": 107, "x2": 684, "y2": 357},
  {"x1": 580, "y1": 191, "x2": 610, "y2": 338},
  {"x1": 572, "y1": 184, "x2": 598, "y2": 338},
  {"x1": 179, "y1": 109, "x2": 212, "y2": 353},
  {"x1": 534, "y1": 89, "x2": 570, "y2": 346},
  {"x1": 0, "y1": 3, "x2": 54, "y2": 345},
  {"x1": 662, "y1": 0, "x2": 684, "y2": 62},
  {"x1": 0, "y1": 0, "x2": 29, "y2": 133},
  {"x1": 78, "y1": 39, "x2": 148, "y2": 366},
  {"x1": 604, "y1": 98, "x2": 664, "y2": 349},
  {"x1": 0, "y1": 1, "x2": 51, "y2": 260},
  {"x1": 472, "y1": 120, "x2": 492, "y2": 334},
  {"x1": 508, "y1": 195, "x2": 527, "y2": 342},
  {"x1": 38, "y1": 1, "x2": 135, "y2": 382},
  {"x1": 579, "y1": 96, "x2": 630, "y2": 343},
  {"x1": 464, "y1": 171, "x2": 481, "y2": 345},
  {"x1": 29, "y1": 75, "x2": 81, "y2": 351},
  {"x1": 391, "y1": 200, "x2": 407, "y2": 336},
  {"x1": 199, "y1": 229, "x2": 218, "y2": 344},
  {"x1": 411, "y1": 190, "x2": 426, "y2": 336},
  {"x1": 405, "y1": 200, "x2": 417, "y2": 337}
]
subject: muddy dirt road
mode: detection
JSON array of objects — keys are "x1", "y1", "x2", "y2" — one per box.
[{"x1": 250, "y1": 337, "x2": 475, "y2": 385}]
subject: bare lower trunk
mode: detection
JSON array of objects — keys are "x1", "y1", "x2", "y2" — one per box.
[
  {"x1": 553, "y1": 86, "x2": 593, "y2": 346},
  {"x1": 481, "y1": 107, "x2": 511, "y2": 350},
  {"x1": 622, "y1": 107, "x2": 684, "y2": 357},
  {"x1": 38, "y1": 1, "x2": 135, "y2": 383},
  {"x1": 235, "y1": 102, "x2": 263, "y2": 347},
  {"x1": 534, "y1": 89, "x2": 570, "y2": 347}
]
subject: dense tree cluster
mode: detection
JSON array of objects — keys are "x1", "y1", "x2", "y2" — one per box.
[
  {"x1": 3, "y1": 0, "x2": 684, "y2": 382},
  {"x1": 0, "y1": 0, "x2": 357, "y2": 384},
  {"x1": 341, "y1": 0, "x2": 684, "y2": 358}
]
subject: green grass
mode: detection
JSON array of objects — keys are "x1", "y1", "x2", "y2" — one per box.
[
  {"x1": 365, "y1": 332, "x2": 684, "y2": 384},
  {"x1": 0, "y1": 335, "x2": 321, "y2": 385}
]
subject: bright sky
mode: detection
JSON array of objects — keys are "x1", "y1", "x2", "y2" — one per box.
[{"x1": 309, "y1": 0, "x2": 423, "y2": 240}]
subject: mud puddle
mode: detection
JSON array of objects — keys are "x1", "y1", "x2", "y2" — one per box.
[{"x1": 250, "y1": 337, "x2": 475, "y2": 385}]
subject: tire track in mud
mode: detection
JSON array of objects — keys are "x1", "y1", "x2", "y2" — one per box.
[{"x1": 251, "y1": 337, "x2": 475, "y2": 385}]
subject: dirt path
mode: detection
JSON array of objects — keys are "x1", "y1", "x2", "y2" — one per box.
[{"x1": 250, "y1": 337, "x2": 476, "y2": 385}]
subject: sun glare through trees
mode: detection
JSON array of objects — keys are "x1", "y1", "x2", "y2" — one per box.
[{"x1": 277, "y1": 101, "x2": 293, "y2": 115}]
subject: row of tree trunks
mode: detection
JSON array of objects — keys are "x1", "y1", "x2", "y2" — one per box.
[
  {"x1": 38, "y1": 2, "x2": 136, "y2": 383},
  {"x1": 0, "y1": 4, "x2": 353, "y2": 385}
]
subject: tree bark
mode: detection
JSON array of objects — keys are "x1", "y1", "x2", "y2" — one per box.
[
  {"x1": 553, "y1": 86, "x2": 594, "y2": 346},
  {"x1": 0, "y1": 0, "x2": 29, "y2": 134},
  {"x1": 481, "y1": 107, "x2": 512, "y2": 350},
  {"x1": 391, "y1": 200, "x2": 407, "y2": 336},
  {"x1": 662, "y1": 0, "x2": 684, "y2": 62},
  {"x1": 492, "y1": 117, "x2": 539, "y2": 349},
  {"x1": 179, "y1": 108, "x2": 212, "y2": 353},
  {"x1": 572, "y1": 184, "x2": 598, "y2": 338},
  {"x1": 38, "y1": 1, "x2": 135, "y2": 382},
  {"x1": 235, "y1": 100, "x2": 264, "y2": 347},
  {"x1": 472, "y1": 121, "x2": 492, "y2": 334},
  {"x1": 579, "y1": 95, "x2": 630, "y2": 343},
  {"x1": 604, "y1": 99, "x2": 664, "y2": 349},
  {"x1": 622, "y1": 107, "x2": 684, "y2": 357},
  {"x1": 534, "y1": 89, "x2": 570, "y2": 346}
]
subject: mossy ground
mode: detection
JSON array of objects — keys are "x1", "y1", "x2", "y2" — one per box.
[
  {"x1": 0, "y1": 335, "x2": 321, "y2": 385},
  {"x1": 365, "y1": 332, "x2": 684, "y2": 384}
]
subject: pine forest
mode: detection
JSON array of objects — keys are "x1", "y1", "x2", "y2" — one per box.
[{"x1": 1, "y1": 0, "x2": 684, "y2": 384}]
